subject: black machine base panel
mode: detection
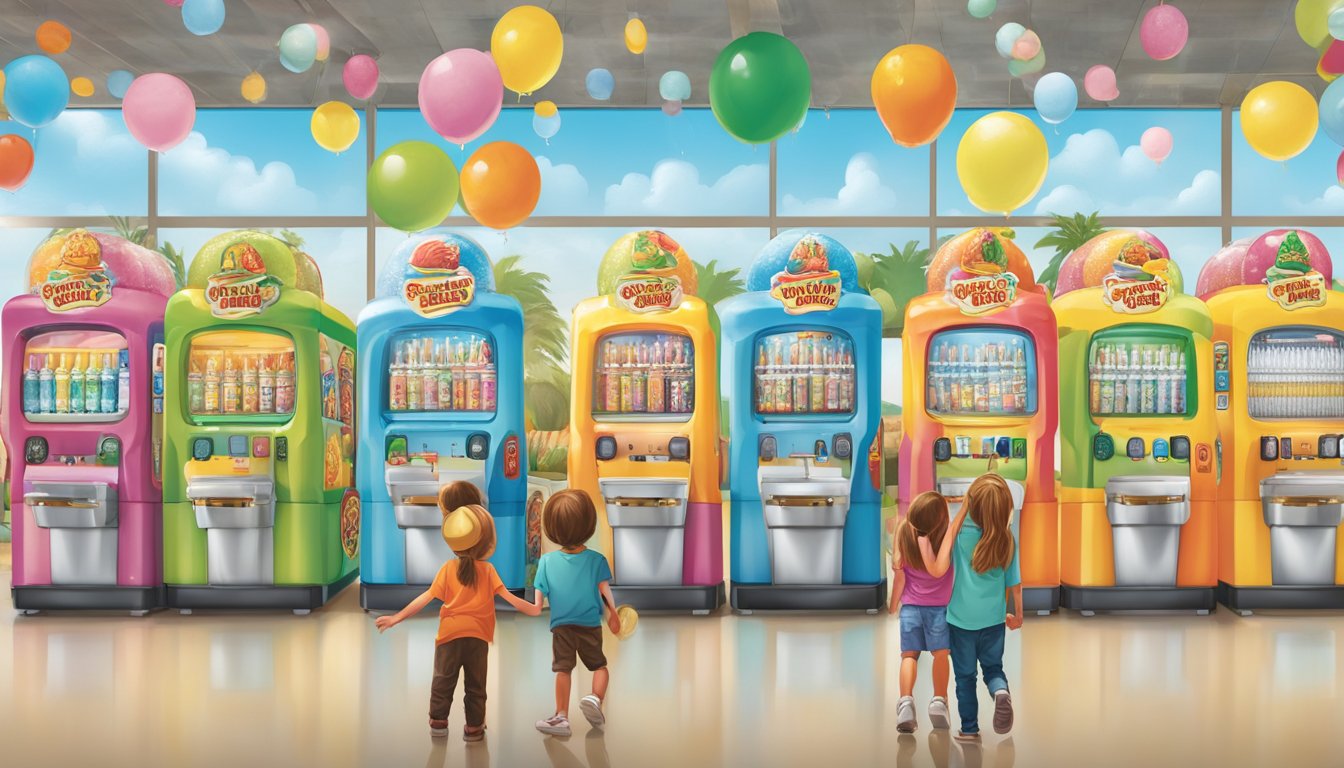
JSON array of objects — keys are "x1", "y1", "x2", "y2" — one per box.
[
  {"x1": 1061, "y1": 585, "x2": 1216, "y2": 613},
  {"x1": 731, "y1": 581, "x2": 887, "y2": 612},
  {"x1": 610, "y1": 582, "x2": 725, "y2": 613},
  {"x1": 166, "y1": 570, "x2": 359, "y2": 611},
  {"x1": 13, "y1": 586, "x2": 162, "y2": 612},
  {"x1": 1217, "y1": 582, "x2": 1344, "y2": 611},
  {"x1": 1023, "y1": 586, "x2": 1061, "y2": 613},
  {"x1": 361, "y1": 583, "x2": 530, "y2": 612}
]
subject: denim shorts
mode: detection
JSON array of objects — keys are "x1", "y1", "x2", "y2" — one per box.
[{"x1": 899, "y1": 604, "x2": 951, "y2": 653}]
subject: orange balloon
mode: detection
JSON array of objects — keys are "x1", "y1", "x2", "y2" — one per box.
[
  {"x1": 36, "y1": 21, "x2": 72, "y2": 54},
  {"x1": 871, "y1": 44, "x2": 957, "y2": 148},
  {"x1": 0, "y1": 134, "x2": 36, "y2": 192},
  {"x1": 459, "y1": 141, "x2": 541, "y2": 230}
]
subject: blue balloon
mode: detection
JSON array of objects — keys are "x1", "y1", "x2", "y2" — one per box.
[
  {"x1": 659, "y1": 70, "x2": 691, "y2": 102},
  {"x1": 279, "y1": 24, "x2": 318, "y2": 73},
  {"x1": 1331, "y1": 8, "x2": 1344, "y2": 40},
  {"x1": 1033, "y1": 71, "x2": 1077, "y2": 124},
  {"x1": 107, "y1": 70, "x2": 134, "y2": 100},
  {"x1": 995, "y1": 22, "x2": 1025, "y2": 58},
  {"x1": 3, "y1": 55, "x2": 69, "y2": 129},
  {"x1": 585, "y1": 68, "x2": 614, "y2": 101},
  {"x1": 1320, "y1": 76, "x2": 1344, "y2": 147},
  {"x1": 746, "y1": 230, "x2": 862, "y2": 294},
  {"x1": 968, "y1": 0, "x2": 997, "y2": 19},
  {"x1": 182, "y1": 0, "x2": 225, "y2": 36},
  {"x1": 533, "y1": 112, "x2": 561, "y2": 141},
  {"x1": 376, "y1": 230, "x2": 495, "y2": 299}
]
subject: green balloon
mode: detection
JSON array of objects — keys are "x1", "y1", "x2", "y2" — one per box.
[
  {"x1": 709, "y1": 32, "x2": 811, "y2": 144},
  {"x1": 368, "y1": 141, "x2": 460, "y2": 233}
]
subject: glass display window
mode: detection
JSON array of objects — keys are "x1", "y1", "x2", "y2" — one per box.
[
  {"x1": 1087, "y1": 330, "x2": 1191, "y2": 418},
  {"x1": 1247, "y1": 327, "x2": 1344, "y2": 421},
  {"x1": 927, "y1": 328, "x2": 1037, "y2": 417},
  {"x1": 385, "y1": 330, "x2": 497, "y2": 414},
  {"x1": 593, "y1": 331, "x2": 695, "y2": 421},
  {"x1": 187, "y1": 330, "x2": 296, "y2": 422},
  {"x1": 753, "y1": 330, "x2": 856, "y2": 417},
  {"x1": 22, "y1": 329, "x2": 130, "y2": 423}
]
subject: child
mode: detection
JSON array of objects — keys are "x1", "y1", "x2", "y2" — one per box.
[
  {"x1": 437, "y1": 480, "x2": 483, "y2": 518},
  {"x1": 375, "y1": 493, "x2": 540, "y2": 741},
  {"x1": 947, "y1": 474, "x2": 1023, "y2": 742},
  {"x1": 890, "y1": 491, "x2": 968, "y2": 733},
  {"x1": 531, "y1": 489, "x2": 622, "y2": 737}
]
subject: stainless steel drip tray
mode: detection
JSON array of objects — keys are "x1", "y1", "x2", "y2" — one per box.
[
  {"x1": 387, "y1": 466, "x2": 487, "y2": 529},
  {"x1": 600, "y1": 478, "x2": 689, "y2": 528},
  {"x1": 27, "y1": 481, "x2": 118, "y2": 528},
  {"x1": 188, "y1": 475, "x2": 275, "y2": 529},
  {"x1": 1105, "y1": 476, "x2": 1190, "y2": 527},
  {"x1": 762, "y1": 493, "x2": 850, "y2": 528},
  {"x1": 937, "y1": 477, "x2": 1026, "y2": 512},
  {"x1": 1261, "y1": 472, "x2": 1344, "y2": 527}
]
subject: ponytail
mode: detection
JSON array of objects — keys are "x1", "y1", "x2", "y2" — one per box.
[{"x1": 456, "y1": 555, "x2": 478, "y2": 589}]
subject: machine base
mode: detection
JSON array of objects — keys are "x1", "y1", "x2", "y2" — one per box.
[
  {"x1": 1217, "y1": 581, "x2": 1344, "y2": 612},
  {"x1": 610, "y1": 582, "x2": 725, "y2": 614},
  {"x1": 360, "y1": 582, "x2": 530, "y2": 612},
  {"x1": 1061, "y1": 585, "x2": 1216, "y2": 613},
  {"x1": 731, "y1": 581, "x2": 887, "y2": 613},
  {"x1": 166, "y1": 569, "x2": 359, "y2": 612},
  {"x1": 13, "y1": 586, "x2": 163, "y2": 613},
  {"x1": 1023, "y1": 586, "x2": 1060, "y2": 614}
]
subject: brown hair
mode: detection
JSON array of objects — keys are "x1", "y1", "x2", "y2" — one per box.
[
  {"x1": 448, "y1": 504, "x2": 497, "y2": 589},
  {"x1": 438, "y1": 481, "x2": 484, "y2": 519},
  {"x1": 543, "y1": 489, "x2": 598, "y2": 549},
  {"x1": 895, "y1": 492, "x2": 949, "y2": 573},
  {"x1": 966, "y1": 474, "x2": 1015, "y2": 574}
]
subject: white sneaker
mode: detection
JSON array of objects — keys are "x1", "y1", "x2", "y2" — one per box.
[
  {"x1": 896, "y1": 696, "x2": 917, "y2": 733},
  {"x1": 928, "y1": 696, "x2": 951, "y2": 730},
  {"x1": 579, "y1": 694, "x2": 606, "y2": 729},
  {"x1": 536, "y1": 713, "x2": 571, "y2": 737}
]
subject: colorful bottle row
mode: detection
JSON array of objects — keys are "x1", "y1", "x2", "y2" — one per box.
[
  {"x1": 1247, "y1": 339, "x2": 1344, "y2": 420},
  {"x1": 388, "y1": 335, "x2": 497, "y2": 413},
  {"x1": 22, "y1": 349, "x2": 130, "y2": 416},
  {"x1": 754, "y1": 333, "x2": 855, "y2": 414},
  {"x1": 1089, "y1": 342, "x2": 1187, "y2": 416},
  {"x1": 927, "y1": 339, "x2": 1029, "y2": 416},
  {"x1": 595, "y1": 334, "x2": 694, "y2": 415},
  {"x1": 188, "y1": 350, "x2": 296, "y2": 416}
]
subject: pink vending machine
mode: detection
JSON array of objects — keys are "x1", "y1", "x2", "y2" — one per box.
[{"x1": 2, "y1": 230, "x2": 177, "y2": 615}]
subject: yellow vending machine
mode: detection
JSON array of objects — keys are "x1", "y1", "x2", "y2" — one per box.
[{"x1": 1200, "y1": 229, "x2": 1344, "y2": 613}]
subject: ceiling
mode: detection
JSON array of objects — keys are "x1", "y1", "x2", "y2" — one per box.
[{"x1": 0, "y1": 0, "x2": 1325, "y2": 109}]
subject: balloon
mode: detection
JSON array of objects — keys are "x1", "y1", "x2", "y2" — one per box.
[
  {"x1": 122, "y1": 73, "x2": 195, "y2": 152},
  {"x1": 955, "y1": 111, "x2": 1048, "y2": 215},
  {"x1": 1007, "y1": 50, "x2": 1045, "y2": 77},
  {"x1": 343, "y1": 55, "x2": 379, "y2": 100},
  {"x1": 308, "y1": 24, "x2": 330, "y2": 61},
  {"x1": 459, "y1": 142, "x2": 540, "y2": 230},
  {"x1": 1320, "y1": 76, "x2": 1344, "y2": 145},
  {"x1": 586, "y1": 68, "x2": 614, "y2": 100},
  {"x1": 1012, "y1": 30, "x2": 1041, "y2": 61},
  {"x1": 1299, "y1": 0, "x2": 1340, "y2": 47},
  {"x1": 995, "y1": 23, "x2": 1025, "y2": 58},
  {"x1": 871, "y1": 44, "x2": 957, "y2": 148},
  {"x1": 625, "y1": 18, "x2": 648, "y2": 54},
  {"x1": 36, "y1": 21, "x2": 71, "y2": 54},
  {"x1": 534, "y1": 100, "x2": 557, "y2": 118},
  {"x1": 709, "y1": 32, "x2": 812, "y2": 144},
  {"x1": 279, "y1": 24, "x2": 318, "y2": 73},
  {"x1": 967, "y1": 0, "x2": 997, "y2": 19},
  {"x1": 368, "y1": 141, "x2": 460, "y2": 232},
  {"x1": 1140, "y1": 126, "x2": 1173, "y2": 164},
  {"x1": 311, "y1": 101, "x2": 360, "y2": 153},
  {"x1": 662, "y1": 99, "x2": 682, "y2": 116},
  {"x1": 491, "y1": 5, "x2": 563, "y2": 95},
  {"x1": 70, "y1": 77, "x2": 94, "y2": 97},
  {"x1": 107, "y1": 69, "x2": 133, "y2": 99},
  {"x1": 3, "y1": 55, "x2": 69, "y2": 128},
  {"x1": 659, "y1": 70, "x2": 691, "y2": 102},
  {"x1": 1338, "y1": 149, "x2": 1344, "y2": 185},
  {"x1": 1241, "y1": 81, "x2": 1319, "y2": 161},
  {"x1": 0, "y1": 134, "x2": 35, "y2": 192},
  {"x1": 163, "y1": 0, "x2": 184, "y2": 6},
  {"x1": 418, "y1": 49, "x2": 503, "y2": 145},
  {"x1": 533, "y1": 112, "x2": 561, "y2": 141},
  {"x1": 1140, "y1": 3, "x2": 1188, "y2": 61},
  {"x1": 181, "y1": 0, "x2": 225, "y2": 36},
  {"x1": 1033, "y1": 71, "x2": 1077, "y2": 124},
  {"x1": 1331, "y1": 9, "x2": 1344, "y2": 40},
  {"x1": 241, "y1": 71, "x2": 266, "y2": 103},
  {"x1": 1084, "y1": 64, "x2": 1119, "y2": 101}
]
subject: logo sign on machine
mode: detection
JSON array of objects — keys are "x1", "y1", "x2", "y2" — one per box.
[
  {"x1": 206, "y1": 242, "x2": 282, "y2": 318},
  {"x1": 503, "y1": 434, "x2": 521, "y2": 480},
  {"x1": 769, "y1": 235, "x2": 842, "y2": 314},
  {"x1": 1263, "y1": 231, "x2": 1326, "y2": 311},
  {"x1": 403, "y1": 239, "x2": 476, "y2": 317},
  {"x1": 615, "y1": 231, "x2": 686, "y2": 313},
  {"x1": 39, "y1": 230, "x2": 114, "y2": 312},
  {"x1": 1101, "y1": 238, "x2": 1172, "y2": 314},
  {"x1": 946, "y1": 230, "x2": 1017, "y2": 315}
]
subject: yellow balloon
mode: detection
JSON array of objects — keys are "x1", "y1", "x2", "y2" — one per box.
[
  {"x1": 241, "y1": 71, "x2": 266, "y2": 104},
  {"x1": 1240, "y1": 81, "x2": 1319, "y2": 162},
  {"x1": 625, "y1": 18, "x2": 647, "y2": 54},
  {"x1": 956, "y1": 111, "x2": 1049, "y2": 216},
  {"x1": 70, "y1": 77, "x2": 94, "y2": 97},
  {"x1": 534, "y1": 100, "x2": 557, "y2": 118},
  {"x1": 1296, "y1": 0, "x2": 1344, "y2": 48},
  {"x1": 491, "y1": 5, "x2": 563, "y2": 95},
  {"x1": 311, "y1": 101, "x2": 360, "y2": 154},
  {"x1": 0, "y1": 71, "x2": 7, "y2": 120}
]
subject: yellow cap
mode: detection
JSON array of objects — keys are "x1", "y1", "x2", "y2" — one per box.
[{"x1": 441, "y1": 506, "x2": 483, "y2": 551}]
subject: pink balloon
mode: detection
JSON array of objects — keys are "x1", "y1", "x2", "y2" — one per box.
[
  {"x1": 418, "y1": 49, "x2": 503, "y2": 145},
  {"x1": 1084, "y1": 65, "x2": 1118, "y2": 101},
  {"x1": 1195, "y1": 238, "x2": 1253, "y2": 300},
  {"x1": 1140, "y1": 3, "x2": 1188, "y2": 61},
  {"x1": 662, "y1": 99, "x2": 682, "y2": 116},
  {"x1": 122, "y1": 73, "x2": 196, "y2": 152},
  {"x1": 1140, "y1": 126, "x2": 1173, "y2": 165},
  {"x1": 162, "y1": 0, "x2": 183, "y2": 6},
  {"x1": 1337, "y1": 149, "x2": 1344, "y2": 186},
  {"x1": 308, "y1": 24, "x2": 330, "y2": 61},
  {"x1": 1012, "y1": 30, "x2": 1041, "y2": 61},
  {"x1": 1243, "y1": 229, "x2": 1333, "y2": 286},
  {"x1": 343, "y1": 54, "x2": 379, "y2": 100}
]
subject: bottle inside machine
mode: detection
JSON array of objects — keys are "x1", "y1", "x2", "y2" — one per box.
[
  {"x1": 594, "y1": 331, "x2": 696, "y2": 417},
  {"x1": 384, "y1": 330, "x2": 500, "y2": 413},
  {"x1": 1246, "y1": 327, "x2": 1344, "y2": 420},
  {"x1": 926, "y1": 328, "x2": 1036, "y2": 417},
  {"x1": 751, "y1": 330, "x2": 856, "y2": 416},
  {"x1": 1086, "y1": 335, "x2": 1190, "y2": 417}
]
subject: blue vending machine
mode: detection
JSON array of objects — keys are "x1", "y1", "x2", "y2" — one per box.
[
  {"x1": 357, "y1": 232, "x2": 527, "y2": 609},
  {"x1": 720, "y1": 232, "x2": 886, "y2": 613}
]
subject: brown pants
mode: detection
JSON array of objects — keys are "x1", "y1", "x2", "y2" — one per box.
[{"x1": 430, "y1": 637, "x2": 488, "y2": 726}]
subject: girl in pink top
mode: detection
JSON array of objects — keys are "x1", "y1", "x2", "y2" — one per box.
[{"x1": 889, "y1": 491, "x2": 969, "y2": 733}]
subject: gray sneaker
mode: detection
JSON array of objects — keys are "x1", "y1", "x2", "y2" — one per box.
[
  {"x1": 536, "y1": 713, "x2": 572, "y2": 737},
  {"x1": 928, "y1": 696, "x2": 951, "y2": 729},
  {"x1": 579, "y1": 694, "x2": 606, "y2": 729},
  {"x1": 896, "y1": 695, "x2": 917, "y2": 733},
  {"x1": 993, "y1": 689, "x2": 1014, "y2": 734}
]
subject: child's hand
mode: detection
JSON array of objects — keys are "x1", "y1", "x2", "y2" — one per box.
[
  {"x1": 607, "y1": 612, "x2": 622, "y2": 636},
  {"x1": 1006, "y1": 612, "x2": 1023, "y2": 631},
  {"x1": 374, "y1": 615, "x2": 399, "y2": 633}
]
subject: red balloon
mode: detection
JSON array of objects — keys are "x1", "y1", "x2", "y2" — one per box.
[
  {"x1": 459, "y1": 141, "x2": 541, "y2": 230},
  {"x1": 0, "y1": 134, "x2": 36, "y2": 192}
]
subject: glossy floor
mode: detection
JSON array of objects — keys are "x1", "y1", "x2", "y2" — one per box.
[{"x1": 3, "y1": 562, "x2": 1343, "y2": 767}]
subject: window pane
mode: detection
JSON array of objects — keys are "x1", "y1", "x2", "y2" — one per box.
[
  {"x1": 0, "y1": 111, "x2": 147, "y2": 216},
  {"x1": 1232, "y1": 113, "x2": 1343, "y2": 216},
  {"x1": 158, "y1": 110, "x2": 366, "y2": 216},
  {"x1": 0, "y1": 229, "x2": 54, "y2": 304},
  {"x1": 777, "y1": 109, "x2": 929, "y2": 216}
]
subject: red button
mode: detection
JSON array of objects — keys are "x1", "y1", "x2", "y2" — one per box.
[{"x1": 253, "y1": 436, "x2": 270, "y2": 458}]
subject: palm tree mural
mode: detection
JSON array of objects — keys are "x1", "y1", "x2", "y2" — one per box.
[
  {"x1": 1034, "y1": 212, "x2": 1105, "y2": 294},
  {"x1": 693, "y1": 258, "x2": 747, "y2": 342},
  {"x1": 857, "y1": 236, "x2": 953, "y2": 338}
]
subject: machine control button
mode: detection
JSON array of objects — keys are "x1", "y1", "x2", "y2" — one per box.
[
  {"x1": 467, "y1": 434, "x2": 490, "y2": 461},
  {"x1": 595, "y1": 436, "x2": 618, "y2": 461},
  {"x1": 276, "y1": 437, "x2": 288, "y2": 462},
  {"x1": 833, "y1": 433, "x2": 853, "y2": 459},
  {"x1": 1152, "y1": 438, "x2": 1170, "y2": 462},
  {"x1": 1011, "y1": 438, "x2": 1027, "y2": 459},
  {"x1": 1126, "y1": 437, "x2": 1145, "y2": 460},
  {"x1": 253, "y1": 436, "x2": 270, "y2": 458},
  {"x1": 1170, "y1": 436, "x2": 1191, "y2": 461},
  {"x1": 759, "y1": 435, "x2": 777, "y2": 461},
  {"x1": 995, "y1": 437, "x2": 1011, "y2": 458},
  {"x1": 192, "y1": 437, "x2": 213, "y2": 462},
  {"x1": 1216, "y1": 393, "x2": 1229, "y2": 411},
  {"x1": 97, "y1": 436, "x2": 121, "y2": 466},
  {"x1": 933, "y1": 438, "x2": 952, "y2": 462},
  {"x1": 228, "y1": 435, "x2": 248, "y2": 457},
  {"x1": 1279, "y1": 437, "x2": 1293, "y2": 460},
  {"x1": 1320, "y1": 435, "x2": 1340, "y2": 459},
  {"x1": 1260, "y1": 436, "x2": 1278, "y2": 461},
  {"x1": 1214, "y1": 370, "x2": 1230, "y2": 393},
  {"x1": 669, "y1": 437, "x2": 690, "y2": 461},
  {"x1": 24, "y1": 437, "x2": 48, "y2": 465},
  {"x1": 1093, "y1": 433, "x2": 1114, "y2": 461}
]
